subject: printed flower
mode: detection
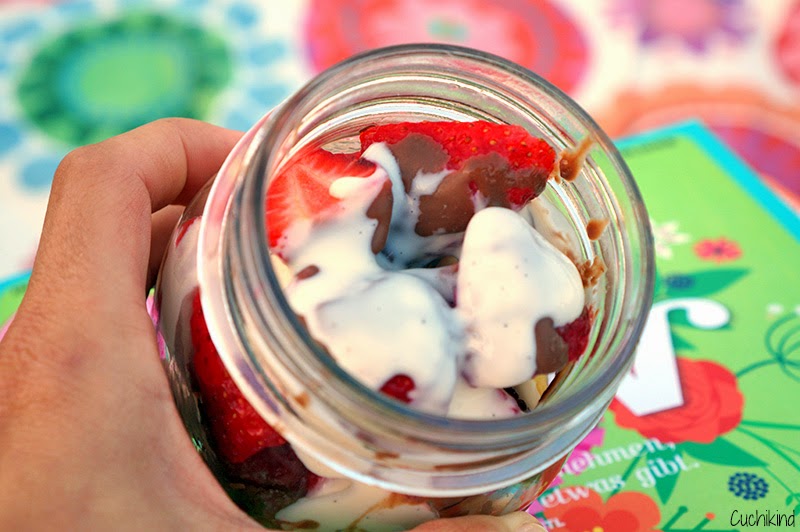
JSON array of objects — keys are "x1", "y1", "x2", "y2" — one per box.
[
  {"x1": 610, "y1": 358, "x2": 743, "y2": 444},
  {"x1": 609, "y1": 0, "x2": 751, "y2": 52},
  {"x1": 694, "y1": 237, "x2": 742, "y2": 263},
  {"x1": 651, "y1": 220, "x2": 690, "y2": 260},
  {"x1": 595, "y1": 85, "x2": 800, "y2": 207},
  {"x1": 774, "y1": 0, "x2": 800, "y2": 87},
  {"x1": 766, "y1": 303, "x2": 785, "y2": 317},
  {"x1": 304, "y1": 0, "x2": 589, "y2": 94},
  {"x1": 0, "y1": 0, "x2": 296, "y2": 276},
  {"x1": 728, "y1": 472, "x2": 768, "y2": 500},
  {"x1": 543, "y1": 488, "x2": 661, "y2": 532}
]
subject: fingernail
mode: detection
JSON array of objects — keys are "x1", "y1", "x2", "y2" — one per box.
[{"x1": 498, "y1": 511, "x2": 547, "y2": 532}]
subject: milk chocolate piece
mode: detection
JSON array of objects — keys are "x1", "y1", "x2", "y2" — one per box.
[
  {"x1": 296, "y1": 265, "x2": 319, "y2": 280},
  {"x1": 416, "y1": 169, "x2": 477, "y2": 236},
  {"x1": 586, "y1": 218, "x2": 609, "y2": 241},
  {"x1": 390, "y1": 133, "x2": 449, "y2": 191},
  {"x1": 366, "y1": 179, "x2": 393, "y2": 253},
  {"x1": 416, "y1": 152, "x2": 549, "y2": 236},
  {"x1": 559, "y1": 137, "x2": 593, "y2": 182},
  {"x1": 576, "y1": 257, "x2": 606, "y2": 288},
  {"x1": 534, "y1": 318, "x2": 569, "y2": 375}
]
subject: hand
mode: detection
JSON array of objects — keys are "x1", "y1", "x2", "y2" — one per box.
[{"x1": 0, "y1": 118, "x2": 545, "y2": 532}]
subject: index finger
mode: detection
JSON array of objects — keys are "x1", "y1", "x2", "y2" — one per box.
[{"x1": 25, "y1": 118, "x2": 242, "y2": 328}]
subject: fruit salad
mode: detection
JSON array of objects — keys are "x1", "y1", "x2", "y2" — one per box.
[{"x1": 161, "y1": 120, "x2": 603, "y2": 528}]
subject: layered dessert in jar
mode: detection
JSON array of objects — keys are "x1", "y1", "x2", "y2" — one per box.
[{"x1": 154, "y1": 45, "x2": 653, "y2": 531}]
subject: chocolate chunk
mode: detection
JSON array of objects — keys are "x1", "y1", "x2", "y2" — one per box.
[
  {"x1": 586, "y1": 218, "x2": 609, "y2": 241},
  {"x1": 388, "y1": 133, "x2": 449, "y2": 192},
  {"x1": 416, "y1": 152, "x2": 549, "y2": 236},
  {"x1": 416, "y1": 169, "x2": 477, "y2": 236},
  {"x1": 296, "y1": 265, "x2": 319, "y2": 280},
  {"x1": 366, "y1": 179, "x2": 394, "y2": 253},
  {"x1": 576, "y1": 257, "x2": 606, "y2": 288},
  {"x1": 534, "y1": 318, "x2": 569, "y2": 375},
  {"x1": 558, "y1": 137, "x2": 593, "y2": 182},
  {"x1": 468, "y1": 152, "x2": 548, "y2": 207}
]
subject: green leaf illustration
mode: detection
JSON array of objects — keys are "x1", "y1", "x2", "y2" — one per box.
[
  {"x1": 788, "y1": 493, "x2": 796, "y2": 506},
  {"x1": 664, "y1": 269, "x2": 748, "y2": 298},
  {"x1": 680, "y1": 437, "x2": 766, "y2": 467},
  {"x1": 650, "y1": 447, "x2": 683, "y2": 504},
  {"x1": 671, "y1": 331, "x2": 695, "y2": 351},
  {"x1": 794, "y1": 502, "x2": 800, "y2": 517},
  {"x1": 654, "y1": 268, "x2": 666, "y2": 302}
]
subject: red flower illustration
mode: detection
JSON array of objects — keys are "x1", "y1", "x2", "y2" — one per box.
[
  {"x1": 693, "y1": 237, "x2": 742, "y2": 263},
  {"x1": 610, "y1": 358, "x2": 743, "y2": 444},
  {"x1": 543, "y1": 488, "x2": 661, "y2": 532}
]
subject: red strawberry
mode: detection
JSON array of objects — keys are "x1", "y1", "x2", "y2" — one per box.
[
  {"x1": 556, "y1": 306, "x2": 594, "y2": 361},
  {"x1": 190, "y1": 291, "x2": 286, "y2": 463},
  {"x1": 224, "y1": 443, "x2": 315, "y2": 496},
  {"x1": 379, "y1": 374, "x2": 416, "y2": 403},
  {"x1": 265, "y1": 148, "x2": 381, "y2": 252}
]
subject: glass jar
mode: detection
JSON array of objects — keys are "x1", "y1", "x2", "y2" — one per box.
[{"x1": 154, "y1": 44, "x2": 654, "y2": 530}]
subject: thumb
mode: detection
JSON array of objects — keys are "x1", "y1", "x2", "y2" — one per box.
[{"x1": 414, "y1": 511, "x2": 547, "y2": 532}]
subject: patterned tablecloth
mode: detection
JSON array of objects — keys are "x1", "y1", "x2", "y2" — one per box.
[{"x1": 1, "y1": 1, "x2": 799, "y2": 530}]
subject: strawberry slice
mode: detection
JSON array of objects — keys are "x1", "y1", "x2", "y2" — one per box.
[
  {"x1": 555, "y1": 306, "x2": 594, "y2": 361},
  {"x1": 379, "y1": 374, "x2": 416, "y2": 403},
  {"x1": 265, "y1": 148, "x2": 379, "y2": 252},
  {"x1": 190, "y1": 291, "x2": 286, "y2": 463}
]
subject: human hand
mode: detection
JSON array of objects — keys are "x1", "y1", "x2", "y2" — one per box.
[{"x1": 0, "y1": 118, "x2": 545, "y2": 532}]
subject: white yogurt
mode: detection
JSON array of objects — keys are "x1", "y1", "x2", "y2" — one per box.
[
  {"x1": 274, "y1": 140, "x2": 587, "y2": 526},
  {"x1": 457, "y1": 207, "x2": 585, "y2": 388}
]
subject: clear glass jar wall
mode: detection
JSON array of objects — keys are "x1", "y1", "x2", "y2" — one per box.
[{"x1": 154, "y1": 44, "x2": 655, "y2": 530}]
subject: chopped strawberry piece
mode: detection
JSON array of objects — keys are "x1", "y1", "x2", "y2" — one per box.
[
  {"x1": 379, "y1": 374, "x2": 416, "y2": 403},
  {"x1": 506, "y1": 187, "x2": 536, "y2": 208},
  {"x1": 265, "y1": 148, "x2": 378, "y2": 251},
  {"x1": 190, "y1": 291, "x2": 286, "y2": 463},
  {"x1": 224, "y1": 444, "x2": 314, "y2": 496},
  {"x1": 555, "y1": 307, "x2": 594, "y2": 361},
  {"x1": 360, "y1": 121, "x2": 555, "y2": 172}
]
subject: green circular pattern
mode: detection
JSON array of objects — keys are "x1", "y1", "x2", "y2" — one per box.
[{"x1": 17, "y1": 12, "x2": 232, "y2": 145}]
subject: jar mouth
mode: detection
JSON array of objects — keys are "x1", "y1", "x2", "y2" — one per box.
[{"x1": 201, "y1": 43, "x2": 655, "y2": 490}]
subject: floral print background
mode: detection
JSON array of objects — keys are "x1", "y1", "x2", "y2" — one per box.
[
  {"x1": 0, "y1": 1, "x2": 799, "y2": 530},
  {"x1": 0, "y1": 0, "x2": 799, "y2": 279}
]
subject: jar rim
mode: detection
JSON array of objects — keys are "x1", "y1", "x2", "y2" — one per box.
[{"x1": 199, "y1": 43, "x2": 655, "y2": 491}]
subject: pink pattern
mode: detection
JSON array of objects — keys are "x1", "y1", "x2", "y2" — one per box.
[
  {"x1": 527, "y1": 423, "x2": 606, "y2": 514},
  {"x1": 775, "y1": 1, "x2": 800, "y2": 86},
  {"x1": 304, "y1": 0, "x2": 589, "y2": 93},
  {"x1": 611, "y1": 0, "x2": 751, "y2": 51}
]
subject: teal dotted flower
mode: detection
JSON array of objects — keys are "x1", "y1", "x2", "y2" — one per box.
[
  {"x1": 728, "y1": 472, "x2": 768, "y2": 500},
  {"x1": 16, "y1": 12, "x2": 232, "y2": 145}
]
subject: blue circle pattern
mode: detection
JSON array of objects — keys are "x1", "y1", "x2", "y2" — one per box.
[
  {"x1": 227, "y1": 2, "x2": 259, "y2": 28},
  {"x1": 21, "y1": 155, "x2": 64, "y2": 191},
  {"x1": 55, "y1": 0, "x2": 97, "y2": 18},
  {"x1": 0, "y1": 124, "x2": 21, "y2": 156},
  {"x1": 728, "y1": 472, "x2": 769, "y2": 500},
  {"x1": 245, "y1": 41, "x2": 287, "y2": 65},
  {"x1": 0, "y1": 19, "x2": 41, "y2": 44},
  {"x1": 665, "y1": 275, "x2": 695, "y2": 290}
]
